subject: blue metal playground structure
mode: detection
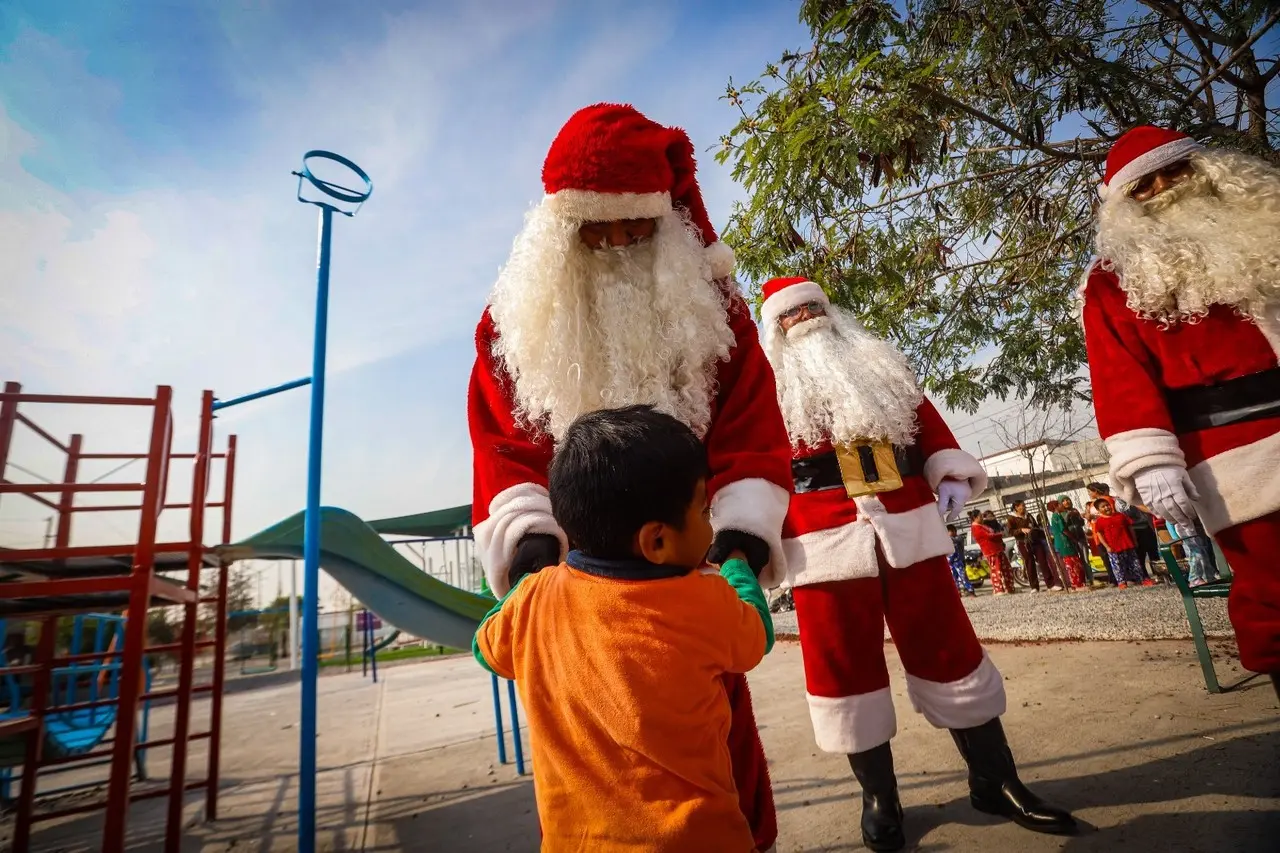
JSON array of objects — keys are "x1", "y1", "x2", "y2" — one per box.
[{"x1": 0, "y1": 614, "x2": 153, "y2": 801}]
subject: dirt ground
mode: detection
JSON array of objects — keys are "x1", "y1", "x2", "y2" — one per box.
[{"x1": 9, "y1": 638, "x2": 1279, "y2": 852}]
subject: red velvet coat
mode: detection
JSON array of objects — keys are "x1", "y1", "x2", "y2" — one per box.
[
  {"x1": 468, "y1": 287, "x2": 793, "y2": 596},
  {"x1": 1081, "y1": 263, "x2": 1280, "y2": 535},
  {"x1": 780, "y1": 397, "x2": 988, "y2": 586}
]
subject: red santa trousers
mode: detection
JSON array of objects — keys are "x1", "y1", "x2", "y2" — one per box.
[
  {"x1": 723, "y1": 672, "x2": 777, "y2": 850},
  {"x1": 792, "y1": 555, "x2": 1007, "y2": 754},
  {"x1": 1215, "y1": 509, "x2": 1280, "y2": 673}
]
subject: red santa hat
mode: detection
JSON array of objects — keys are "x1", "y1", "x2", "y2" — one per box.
[
  {"x1": 1099, "y1": 125, "x2": 1204, "y2": 199},
  {"x1": 541, "y1": 103, "x2": 735, "y2": 277},
  {"x1": 759, "y1": 276, "x2": 830, "y2": 328}
]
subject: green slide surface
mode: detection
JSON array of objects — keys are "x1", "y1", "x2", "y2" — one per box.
[{"x1": 217, "y1": 507, "x2": 493, "y2": 651}]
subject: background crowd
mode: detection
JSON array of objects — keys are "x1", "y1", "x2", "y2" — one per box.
[{"x1": 949, "y1": 483, "x2": 1223, "y2": 597}]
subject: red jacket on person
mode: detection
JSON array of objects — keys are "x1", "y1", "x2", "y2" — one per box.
[
  {"x1": 970, "y1": 521, "x2": 1006, "y2": 559},
  {"x1": 1093, "y1": 513, "x2": 1136, "y2": 552}
]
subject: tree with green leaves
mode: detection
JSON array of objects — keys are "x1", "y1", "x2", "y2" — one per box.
[{"x1": 720, "y1": 0, "x2": 1279, "y2": 411}]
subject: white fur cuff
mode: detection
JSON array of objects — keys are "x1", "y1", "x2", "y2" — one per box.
[
  {"x1": 711, "y1": 478, "x2": 790, "y2": 588},
  {"x1": 806, "y1": 688, "x2": 897, "y2": 754},
  {"x1": 1188, "y1": 428, "x2": 1280, "y2": 535},
  {"x1": 543, "y1": 189, "x2": 671, "y2": 223},
  {"x1": 1105, "y1": 428, "x2": 1186, "y2": 505},
  {"x1": 905, "y1": 651, "x2": 1007, "y2": 730},
  {"x1": 472, "y1": 483, "x2": 567, "y2": 598},
  {"x1": 922, "y1": 447, "x2": 989, "y2": 494},
  {"x1": 760, "y1": 280, "x2": 828, "y2": 328}
]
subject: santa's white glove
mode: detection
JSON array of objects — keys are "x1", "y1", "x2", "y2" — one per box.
[
  {"x1": 936, "y1": 479, "x2": 971, "y2": 522},
  {"x1": 1134, "y1": 465, "x2": 1201, "y2": 529}
]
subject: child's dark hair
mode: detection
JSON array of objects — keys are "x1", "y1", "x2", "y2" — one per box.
[
  {"x1": 1093, "y1": 498, "x2": 1111, "y2": 511},
  {"x1": 548, "y1": 405, "x2": 708, "y2": 559}
]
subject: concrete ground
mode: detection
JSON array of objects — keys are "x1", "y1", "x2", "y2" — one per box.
[{"x1": 7, "y1": 640, "x2": 1278, "y2": 852}]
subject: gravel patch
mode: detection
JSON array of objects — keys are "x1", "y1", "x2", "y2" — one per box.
[{"x1": 771, "y1": 583, "x2": 1234, "y2": 642}]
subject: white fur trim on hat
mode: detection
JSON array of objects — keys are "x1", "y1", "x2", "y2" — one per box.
[
  {"x1": 544, "y1": 189, "x2": 672, "y2": 222},
  {"x1": 1098, "y1": 137, "x2": 1204, "y2": 199},
  {"x1": 760, "y1": 280, "x2": 829, "y2": 327},
  {"x1": 706, "y1": 240, "x2": 736, "y2": 279}
]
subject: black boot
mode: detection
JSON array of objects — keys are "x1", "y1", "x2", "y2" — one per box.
[
  {"x1": 847, "y1": 743, "x2": 906, "y2": 852},
  {"x1": 950, "y1": 718, "x2": 1076, "y2": 834}
]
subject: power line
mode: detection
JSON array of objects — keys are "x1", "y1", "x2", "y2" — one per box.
[
  {"x1": 5, "y1": 463, "x2": 54, "y2": 483},
  {"x1": 89, "y1": 457, "x2": 139, "y2": 484}
]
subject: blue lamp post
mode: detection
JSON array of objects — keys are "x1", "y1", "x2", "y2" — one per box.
[{"x1": 290, "y1": 151, "x2": 372, "y2": 853}]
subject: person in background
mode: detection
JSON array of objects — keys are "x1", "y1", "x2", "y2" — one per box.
[
  {"x1": 1047, "y1": 500, "x2": 1088, "y2": 590},
  {"x1": 1121, "y1": 500, "x2": 1162, "y2": 582},
  {"x1": 1059, "y1": 497, "x2": 1100, "y2": 587},
  {"x1": 971, "y1": 510, "x2": 1015, "y2": 595},
  {"x1": 1092, "y1": 500, "x2": 1151, "y2": 588},
  {"x1": 1007, "y1": 501, "x2": 1061, "y2": 592},
  {"x1": 1086, "y1": 483, "x2": 1120, "y2": 585},
  {"x1": 1165, "y1": 518, "x2": 1221, "y2": 588},
  {"x1": 947, "y1": 524, "x2": 976, "y2": 597}
]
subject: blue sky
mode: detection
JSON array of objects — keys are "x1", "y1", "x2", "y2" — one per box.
[{"x1": 0, "y1": 0, "x2": 821, "y2": 598}]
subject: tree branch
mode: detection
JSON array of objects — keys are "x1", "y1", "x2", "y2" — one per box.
[
  {"x1": 863, "y1": 159, "x2": 1057, "y2": 213},
  {"x1": 906, "y1": 82, "x2": 1106, "y2": 162},
  {"x1": 1172, "y1": 7, "x2": 1280, "y2": 124}
]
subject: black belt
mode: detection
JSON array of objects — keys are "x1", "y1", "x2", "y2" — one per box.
[
  {"x1": 1166, "y1": 367, "x2": 1280, "y2": 433},
  {"x1": 792, "y1": 445, "x2": 921, "y2": 494}
]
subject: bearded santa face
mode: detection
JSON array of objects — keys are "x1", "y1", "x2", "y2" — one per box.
[
  {"x1": 487, "y1": 204, "x2": 736, "y2": 442},
  {"x1": 762, "y1": 301, "x2": 923, "y2": 450},
  {"x1": 1095, "y1": 149, "x2": 1280, "y2": 325}
]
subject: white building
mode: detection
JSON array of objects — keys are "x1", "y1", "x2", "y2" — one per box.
[{"x1": 968, "y1": 438, "x2": 1112, "y2": 518}]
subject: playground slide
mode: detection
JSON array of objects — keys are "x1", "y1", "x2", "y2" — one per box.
[{"x1": 216, "y1": 508, "x2": 493, "y2": 651}]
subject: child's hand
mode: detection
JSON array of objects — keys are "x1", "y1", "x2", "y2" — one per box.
[{"x1": 723, "y1": 549, "x2": 748, "y2": 566}]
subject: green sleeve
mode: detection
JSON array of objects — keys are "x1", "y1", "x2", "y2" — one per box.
[
  {"x1": 720, "y1": 557, "x2": 775, "y2": 655},
  {"x1": 471, "y1": 573, "x2": 529, "y2": 675}
]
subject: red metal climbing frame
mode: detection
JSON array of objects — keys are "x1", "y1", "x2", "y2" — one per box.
[{"x1": 0, "y1": 381, "x2": 237, "y2": 852}]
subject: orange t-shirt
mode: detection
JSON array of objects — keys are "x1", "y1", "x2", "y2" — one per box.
[{"x1": 475, "y1": 562, "x2": 767, "y2": 852}]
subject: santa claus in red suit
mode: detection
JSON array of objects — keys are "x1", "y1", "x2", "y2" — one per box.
[
  {"x1": 1082, "y1": 125, "x2": 1280, "y2": 699},
  {"x1": 467, "y1": 103, "x2": 792, "y2": 849},
  {"x1": 759, "y1": 276, "x2": 1076, "y2": 851}
]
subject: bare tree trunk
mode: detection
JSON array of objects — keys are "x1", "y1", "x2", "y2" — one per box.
[{"x1": 1239, "y1": 54, "x2": 1272, "y2": 147}]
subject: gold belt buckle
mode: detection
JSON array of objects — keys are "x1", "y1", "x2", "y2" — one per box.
[{"x1": 834, "y1": 440, "x2": 903, "y2": 499}]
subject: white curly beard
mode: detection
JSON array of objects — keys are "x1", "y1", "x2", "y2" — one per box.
[
  {"x1": 1096, "y1": 150, "x2": 1280, "y2": 325},
  {"x1": 762, "y1": 306, "x2": 923, "y2": 449},
  {"x1": 487, "y1": 204, "x2": 735, "y2": 442}
]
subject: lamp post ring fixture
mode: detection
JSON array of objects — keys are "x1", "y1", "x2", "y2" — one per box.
[{"x1": 291, "y1": 150, "x2": 373, "y2": 214}]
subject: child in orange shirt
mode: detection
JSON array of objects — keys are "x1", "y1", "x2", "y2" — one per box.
[{"x1": 473, "y1": 405, "x2": 775, "y2": 852}]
